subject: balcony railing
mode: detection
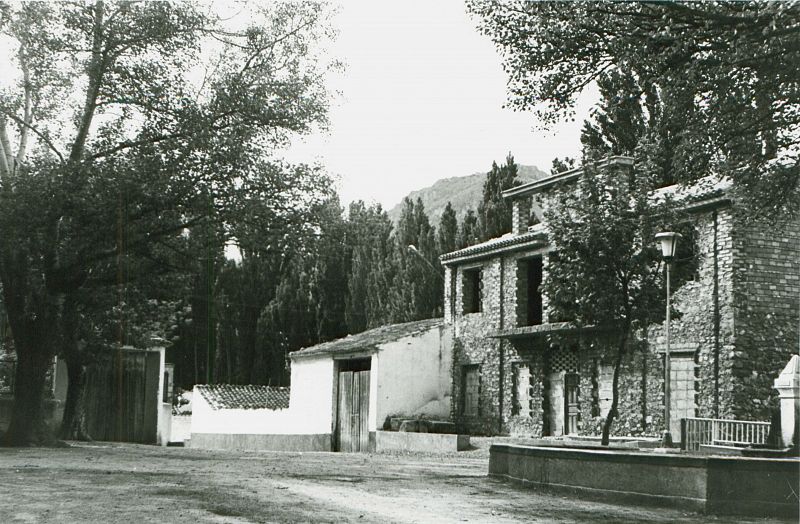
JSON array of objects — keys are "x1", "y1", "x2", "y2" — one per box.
[{"x1": 681, "y1": 416, "x2": 771, "y2": 452}]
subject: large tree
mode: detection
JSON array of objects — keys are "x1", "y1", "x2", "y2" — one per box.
[
  {"x1": 457, "y1": 209, "x2": 479, "y2": 249},
  {"x1": 436, "y1": 202, "x2": 458, "y2": 256},
  {"x1": 345, "y1": 201, "x2": 396, "y2": 332},
  {"x1": 543, "y1": 163, "x2": 672, "y2": 445},
  {"x1": 0, "y1": 1, "x2": 335, "y2": 445},
  {"x1": 468, "y1": 1, "x2": 800, "y2": 217},
  {"x1": 391, "y1": 197, "x2": 441, "y2": 323}
]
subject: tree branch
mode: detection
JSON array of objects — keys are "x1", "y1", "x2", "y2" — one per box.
[
  {"x1": 70, "y1": 0, "x2": 107, "y2": 163},
  {"x1": 16, "y1": 56, "x2": 32, "y2": 166},
  {"x1": 0, "y1": 110, "x2": 65, "y2": 163}
]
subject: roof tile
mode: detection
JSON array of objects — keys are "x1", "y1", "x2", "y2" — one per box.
[
  {"x1": 291, "y1": 318, "x2": 442, "y2": 359},
  {"x1": 196, "y1": 384, "x2": 290, "y2": 411}
]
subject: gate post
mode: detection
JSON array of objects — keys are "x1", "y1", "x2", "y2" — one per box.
[{"x1": 773, "y1": 355, "x2": 800, "y2": 449}]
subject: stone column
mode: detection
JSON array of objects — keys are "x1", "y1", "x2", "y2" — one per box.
[
  {"x1": 511, "y1": 198, "x2": 531, "y2": 236},
  {"x1": 443, "y1": 266, "x2": 454, "y2": 324},
  {"x1": 773, "y1": 354, "x2": 800, "y2": 448}
]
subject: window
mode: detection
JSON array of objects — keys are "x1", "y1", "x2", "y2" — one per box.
[
  {"x1": 517, "y1": 257, "x2": 543, "y2": 326},
  {"x1": 672, "y1": 225, "x2": 699, "y2": 288},
  {"x1": 462, "y1": 267, "x2": 482, "y2": 314},
  {"x1": 461, "y1": 365, "x2": 480, "y2": 417},
  {"x1": 545, "y1": 252, "x2": 576, "y2": 323}
]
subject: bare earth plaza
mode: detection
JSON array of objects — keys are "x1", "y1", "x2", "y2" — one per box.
[{"x1": 0, "y1": 1, "x2": 798, "y2": 523}]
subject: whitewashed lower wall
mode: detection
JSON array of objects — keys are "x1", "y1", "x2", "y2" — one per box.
[
  {"x1": 374, "y1": 325, "x2": 453, "y2": 427},
  {"x1": 192, "y1": 357, "x2": 335, "y2": 436},
  {"x1": 288, "y1": 357, "x2": 334, "y2": 434},
  {"x1": 191, "y1": 392, "x2": 293, "y2": 435}
]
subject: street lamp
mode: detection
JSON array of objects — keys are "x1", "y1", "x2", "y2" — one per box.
[
  {"x1": 407, "y1": 244, "x2": 443, "y2": 280},
  {"x1": 655, "y1": 231, "x2": 682, "y2": 448}
]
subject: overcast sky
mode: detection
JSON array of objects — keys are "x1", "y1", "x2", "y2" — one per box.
[
  {"x1": 287, "y1": 0, "x2": 598, "y2": 210},
  {"x1": 0, "y1": 1, "x2": 597, "y2": 212}
]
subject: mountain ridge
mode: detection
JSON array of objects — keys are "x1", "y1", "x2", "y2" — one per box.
[{"x1": 386, "y1": 164, "x2": 548, "y2": 224}]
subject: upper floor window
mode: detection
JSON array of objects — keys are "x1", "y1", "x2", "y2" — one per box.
[
  {"x1": 517, "y1": 256, "x2": 543, "y2": 326},
  {"x1": 671, "y1": 225, "x2": 699, "y2": 288},
  {"x1": 545, "y1": 252, "x2": 577, "y2": 323},
  {"x1": 462, "y1": 267, "x2": 482, "y2": 314}
]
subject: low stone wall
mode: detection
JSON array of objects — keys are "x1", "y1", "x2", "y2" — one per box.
[
  {"x1": 489, "y1": 444, "x2": 799, "y2": 518},
  {"x1": 375, "y1": 430, "x2": 470, "y2": 453},
  {"x1": 190, "y1": 432, "x2": 331, "y2": 452}
]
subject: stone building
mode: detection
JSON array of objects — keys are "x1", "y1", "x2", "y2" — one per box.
[{"x1": 440, "y1": 156, "x2": 800, "y2": 439}]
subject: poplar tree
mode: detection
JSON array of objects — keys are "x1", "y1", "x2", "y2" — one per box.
[
  {"x1": 458, "y1": 209, "x2": 480, "y2": 249},
  {"x1": 478, "y1": 154, "x2": 520, "y2": 241},
  {"x1": 436, "y1": 202, "x2": 459, "y2": 256}
]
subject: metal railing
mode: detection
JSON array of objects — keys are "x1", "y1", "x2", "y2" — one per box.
[{"x1": 682, "y1": 417, "x2": 771, "y2": 452}]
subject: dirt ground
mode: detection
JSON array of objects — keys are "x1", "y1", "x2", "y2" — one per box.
[{"x1": 0, "y1": 440, "x2": 790, "y2": 524}]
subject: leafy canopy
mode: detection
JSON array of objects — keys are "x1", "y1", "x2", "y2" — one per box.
[{"x1": 468, "y1": 1, "x2": 800, "y2": 217}]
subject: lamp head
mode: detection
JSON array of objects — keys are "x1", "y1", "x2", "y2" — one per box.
[{"x1": 655, "y1": 232, "x2": 682, "y2": 261}]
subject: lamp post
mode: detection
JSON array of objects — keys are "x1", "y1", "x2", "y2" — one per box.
[
  {"x1": 408, "y1": 244, "x2": 443, "y2": 280},
  {"x1": 655, "y1": 231, "x2": 682, "y2": 448}
]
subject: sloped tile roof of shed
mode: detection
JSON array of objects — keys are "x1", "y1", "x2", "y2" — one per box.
[
  {"x1": 290, "y1": 318, "x2": 443, "y2": 359},
  {"x1": 195, "y1": 384, "x2": 290, "y2": 410}
]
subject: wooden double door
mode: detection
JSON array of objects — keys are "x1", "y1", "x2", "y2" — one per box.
[{"x1": 336, "y1": 368, "x2": 370, "y2": 452}]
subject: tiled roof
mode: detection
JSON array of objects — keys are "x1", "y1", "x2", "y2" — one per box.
[
  {"x1": 650, "y1": 175, "x2": 732, "y2": 206},
  {"x1": 503, "y1": 156, "x2": 634, "y2": 199},
  {"x1": 441, "y1": 175, "x2": 731, "y2": 266},
  {"x1": 195, "y1": 384, "x2": 290, "y2": 411},
  {"x1": 290, "y1": 318, "x2": 443, "y2": 359},
  {"x1": 440, "y1": 227, "x2": 547, "y2": 263}
]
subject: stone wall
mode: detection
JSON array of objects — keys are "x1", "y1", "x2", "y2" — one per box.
[
  {"x1": 730, "y1": 212, "x2": 800, "y2": 420},
  {"x1": 449, "y1": 248, "x2": 551, "y2": 435},
  {"x1": 450, "y1": 257, "x2": 503, "y2": 435},
  {"x1": 576, "y1": 344, "x2": 665, "y2": 438},
  {"x1": 647, "y1": 208, "x2": 735, "y2": 420}
]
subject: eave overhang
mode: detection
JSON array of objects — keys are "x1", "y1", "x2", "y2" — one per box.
[
  {"x1": 440, "y1": 230, "x2": 548, "y2": 266},
  {"x1": 488, "y1": 322, "x2": 610, "y2": 341}
]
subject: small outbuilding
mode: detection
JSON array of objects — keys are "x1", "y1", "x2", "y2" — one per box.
[
  {"x1": 290, "y1": 318, "x2": 452, "y2": 452},
  {"x1": 190, "y1": 318, "x2": 453, "y2": 452}
]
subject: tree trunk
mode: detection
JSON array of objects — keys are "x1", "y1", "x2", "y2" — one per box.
[
  {"x1": 238, "y1": 312, "x2": 259, "y2": 384},
  {"x1": 58, "y1": 292, "x2": 92, "y2": 441},
  {"x1": 59, "y1": 358, "x2": 92, "y2": 441},
  {"x1": 601, "y1": 329, "x2": 629, "y2": 446},
  {"x1": 2, "y1": 339, "x2": 54, "y2": 446}
]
